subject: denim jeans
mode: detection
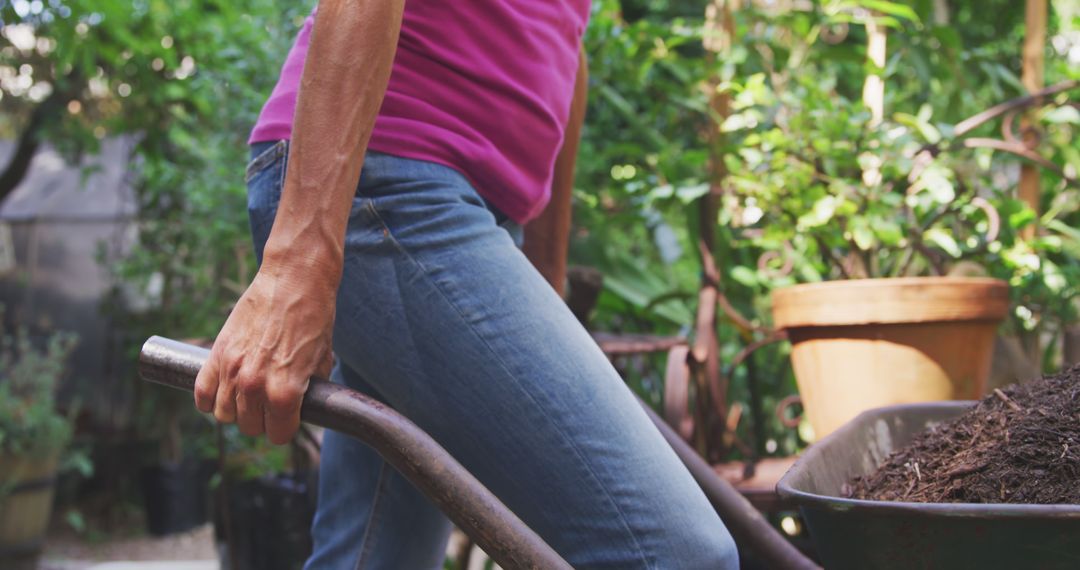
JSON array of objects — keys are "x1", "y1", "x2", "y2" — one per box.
[{"x1": 245, "y1": 140, "x2": 738, "y2": 569}]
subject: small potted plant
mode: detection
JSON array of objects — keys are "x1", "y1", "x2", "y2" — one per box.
[
  {"x1": 723, "y1": 69, "x2": 1020, "y2": 439},
  {"x1": 212, "y1": 424, "x2": 318, "y2": 570},
  {"x1": 723, "y1": 53, "x2": 1080, "y2": 438},
  {"x1": 135, "y1": 376, "x2": 217, "y2": 537},
  {"x1": 0, "y1": 321, "x2": 78, "y2": 569}
]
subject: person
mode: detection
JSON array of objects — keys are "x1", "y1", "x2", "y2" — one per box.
[{"x1": 193, "y1": 1, "x2": 738, "y2": 568}]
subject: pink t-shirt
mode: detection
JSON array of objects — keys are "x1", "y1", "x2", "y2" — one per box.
[{"x1": 250, "y1": 2, "x2": 591, "y2": 223}]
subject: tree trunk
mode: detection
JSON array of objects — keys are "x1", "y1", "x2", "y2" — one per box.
[{"x1": 0, "y1": 89, "x2": 66, "y2": 204}]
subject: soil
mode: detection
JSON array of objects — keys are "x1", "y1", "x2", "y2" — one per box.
[{"x1": 846, "y1": 367, "x2": 1080, "y2": 504}]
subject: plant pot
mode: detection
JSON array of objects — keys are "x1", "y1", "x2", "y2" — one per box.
[
  {"x1": 214, "y1": 472, "x2": 316, "y2": 570},
  {"x1": 772, "y1": 277, "x2": 1009, "y2": 439},
  {"x1": 0, "y1": 449, "x2": 61, "y2": 570},
  {"x1": 140, "y1": 457, "x2": 213, "y2": 536}
]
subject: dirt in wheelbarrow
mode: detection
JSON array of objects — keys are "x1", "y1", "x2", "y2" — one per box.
[{"x1": 845, "y1": 367, "x2": 1080, "y2": 504}]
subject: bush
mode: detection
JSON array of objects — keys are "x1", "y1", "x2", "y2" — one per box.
[{"x1": 0, "y1": 319, "x2": 78, "y2": 458}]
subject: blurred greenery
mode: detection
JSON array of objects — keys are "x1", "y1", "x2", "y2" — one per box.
[
  {"x1": 1, "y1": 0, "x2": 1078, "y2": 464},
  {"x1": 576, "y1": 0, "x2": 1079, "y2": 456},
  {"x1": 0, "y1": 316, "x2": 77, "y2": 457},
  {"x1": 1, "y1": 0, "x2": 313, "y2": 469}
]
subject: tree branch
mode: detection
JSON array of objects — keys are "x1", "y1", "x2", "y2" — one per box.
[{"x1": 0, "y1": 83, "x2": 70, "y2": 203}]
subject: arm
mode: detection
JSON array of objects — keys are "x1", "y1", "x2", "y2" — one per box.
[
  {"x1": 523, "y1": 48, "x2": 588, "y2": 297},
  {"x1": 194, "y1": 0, "x2": 406, "y2": 444}
]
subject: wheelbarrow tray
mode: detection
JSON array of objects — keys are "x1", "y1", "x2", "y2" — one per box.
[{"x1": 777, "y1": 401, "x2": 1080, "y2": 570}]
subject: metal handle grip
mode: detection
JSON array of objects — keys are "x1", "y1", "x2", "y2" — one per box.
[{"x1": 139, "y1": 336, "x2": 570, "y2": 570}]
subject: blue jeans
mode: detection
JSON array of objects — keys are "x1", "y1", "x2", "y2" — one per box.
[{"x1": 245, "y1": 141, "x2": 738, "y2": 569}]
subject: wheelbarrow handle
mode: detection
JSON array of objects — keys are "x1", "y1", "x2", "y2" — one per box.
[{"x1": 139, "y1": 336, "x2": 570, "y2": 570}]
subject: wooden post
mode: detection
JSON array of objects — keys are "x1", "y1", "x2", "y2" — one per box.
[
  {"x1": 1019, "y1": 0, "x2": 1047, "y2": 240},
  {"x1": 860, "y1": 11, "x2": 886, "y2": 276},
  {"x1": 697, "y1": 0, "x2": 737, "y2": 459},
  {"x1": 933, "y1": 0, "x2": 950, "y2": 25},
  {"x1": 862, "y1": 16, "x2": 887, "y2": 126}
]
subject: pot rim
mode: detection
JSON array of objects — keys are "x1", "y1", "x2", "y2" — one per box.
[{"x1": 772, "y1": 276, "x2": 1010, "y2": 328}]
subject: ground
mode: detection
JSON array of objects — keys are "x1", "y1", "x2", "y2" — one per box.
[
  {"x1": 39, "y1": 523, "x2": 493, "y2": 570},
  {"x1": 40, "y1": 524, "x2": 215, "y2": 570}
]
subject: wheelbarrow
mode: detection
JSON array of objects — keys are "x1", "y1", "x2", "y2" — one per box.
[
  {"x1": 777, "y1": 401, "x2": 1080, "y2": 570},
  {"x1": 139, "y1": 336, "x2": 818, "y2": 569}
]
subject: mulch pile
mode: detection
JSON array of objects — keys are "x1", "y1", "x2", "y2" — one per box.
[{"x1": 845, "y1": 367, "x2": 1080, "y2": 504}]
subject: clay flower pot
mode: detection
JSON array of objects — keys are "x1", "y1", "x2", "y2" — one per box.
[{"x1": 772, "y1": 277, "x2": 1009, "y2": 439}]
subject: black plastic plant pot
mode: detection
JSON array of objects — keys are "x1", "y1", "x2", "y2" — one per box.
[
  {"x1": 215, "y1": 472, "x2": 316, "y2": 570},
  {"x1": 777, "y1": 401, "x2": 1080, "y2": 570},
  {"x1": 140, "y1": 458, "x2": 212, "y2": 536}
]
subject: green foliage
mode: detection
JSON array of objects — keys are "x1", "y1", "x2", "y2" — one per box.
[
  {"x1": 3, "y1": 0, "x2": 309, "y2": 337},
  {"x1": 3, "y1": 0, "x2": 311, "y2": 465},
  {"x1": 574, "y1": 0, "x2": 712, "y2": 334},
  {"x1": 4, "y1": 0, "x2": 1078, "y2": 463},
  {"x1": 99, "y1": 0, "x2": 307, "y2": 340},
  {"x1": 218, "y1": 425, "x2": 291, "y2": 480},
  {"x1": 713, "y1": 2, "x2": 1080, "y2": 357},
  {"x1": 0, "y1": 319, "x2": 78, "y2": 456},
  {"x1": 577, "y1": 0, "x2": 1080, "y2": 455},
  {"x1": 723, "y1": 70, "x2": 1079, "y2": 284}
]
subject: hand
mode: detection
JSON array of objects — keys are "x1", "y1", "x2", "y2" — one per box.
[{"x1": 194, "y1": 262, "x2": 336, "y2": 444}]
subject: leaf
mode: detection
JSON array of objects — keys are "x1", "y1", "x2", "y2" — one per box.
[
  {"x1": 596, "y1": 84, "x2": 668, "y2": 149},
  {"x1": 858, "y1": 0, "x2": 921, "y2": 23},
  {"x1": 798, "y1": 195, "x2": 839, "y2": 229},
  {"x1": 652, "y1": 222, "x2": 682, "y2": 264},
  {"x1": 600, "y1": 254, "x2": 695, "y2": 325},
  {"x1": 1046, "y1": 219, "x2": 1080, "y2": 245},
  {"x1": 931, "y1": 26, "x2": 962, "y2": 51},
  {"x1": 721, "y1": 111, "x2": 761, "y2": 133},
  {"x1": 874, "y1": 220, "x2": 904, "y2": 245},
  {"x1": 1009, "y1": 208, "x2": 1038, "y2": 231},
  {"x1": 851, "y1": 220, "x2": 875, "y2": 250},
  {"x1": 924, "y1": 228, "x2": 962, "y2": 258},
  {"x1": 675, "y1": 183, "x2": 710, "y2": 204},
  {"x1": 739, "y1": 148, "x2": 765, "y2": 168},
  {"x1": 731, "y1": 266, "x2": 758, "y2": 287},
  {"x1": 1042, "y1": 106, "x2": 1080, "y2": 125},
  {"x1": 895, "y1": 110, "x2": 941, "y2": 144},
  {"x1": 65, "y1": 510, "x2": 87, "y2": 534},
  {"x1": 920, "y1": 168, "x2": 955, "y2": 203}
]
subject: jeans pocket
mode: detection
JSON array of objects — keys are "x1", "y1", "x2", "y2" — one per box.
[
  {"x1": 246, "y1": 140, "x2": 288, "y2": 212},
  {"x1": 246, "y1": 141, "x2": 288, "y2": 263}
]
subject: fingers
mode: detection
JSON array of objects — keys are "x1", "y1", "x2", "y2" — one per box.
[
  {"x1": 265, "y1": 383, "x2": 307, "y2": 445},
  {"x1": 192, "y1": 333, "x2": 322, "y2": 446},
  {"x1": 213, "y1": 369, "x2": 238, "y2": 424},
  {"x1": 236, "y1": 389, "x2": 266, "y2": 437},
  {"x1": 193, "y1": 354, "x2": 220, "y2": 414}
]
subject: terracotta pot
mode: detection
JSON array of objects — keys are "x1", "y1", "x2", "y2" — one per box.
[
  {"x1": 0, "y1": 449, "x2": 60, "y2": 569},
  {"x1": 772, "y1": 277, "x2": 1009, "y2": 439}
]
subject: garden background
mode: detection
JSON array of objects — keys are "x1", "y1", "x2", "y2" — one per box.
[{"x1": 0, "y1": 0, "x2": 1078, "y2": 566}]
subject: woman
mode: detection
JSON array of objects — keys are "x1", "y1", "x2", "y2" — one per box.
[{"x1": 193, "y1": 1, "x2": 738, "y2": 567}]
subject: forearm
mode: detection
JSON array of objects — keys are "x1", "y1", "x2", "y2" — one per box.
[
  {"x1": 263, "y1": 0, "x2": 406, "y2": 287},
  {"x1": 524, "y1": 49, "x2": 589, "y2": 296}
]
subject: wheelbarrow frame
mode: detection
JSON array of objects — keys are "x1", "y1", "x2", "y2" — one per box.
[{"x1": 140, "y1": 335, "x2": 816, "y2": 569}]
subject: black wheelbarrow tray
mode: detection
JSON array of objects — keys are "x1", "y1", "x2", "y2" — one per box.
[{"x1": 776, "y1": 401, "x2": 1080, "y2": 570}]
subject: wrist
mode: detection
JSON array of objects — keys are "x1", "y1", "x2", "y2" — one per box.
[{"x1": 262, "y1": 233, "x2": 344, "y2": 289}]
